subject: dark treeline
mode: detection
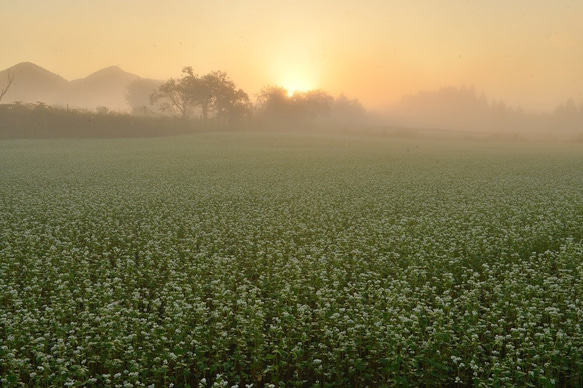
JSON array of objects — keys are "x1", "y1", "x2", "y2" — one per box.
[
  {"x1": 129, "y1": 66, "x2": 368, "y2": 130},
  {"x1": 0, "y1": 102, "x2": 196, "y2": 139},
  {"x1": 253, "y1": 86, "x2": 367, "y2": 129},
  {"x1": 0, "y1": 66, "x2": 370, "y2": 138}
]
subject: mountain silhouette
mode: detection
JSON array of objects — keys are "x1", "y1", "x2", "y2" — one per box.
[
  {"x1": 0, "y1": 62, "x2": 68, "y2": 104},
  {"x1": 68, "y1": 66, "x2": 141, "y2": 110},
  {"x1": 0, "y1": 62, "x2": 143, "y2": 110}
]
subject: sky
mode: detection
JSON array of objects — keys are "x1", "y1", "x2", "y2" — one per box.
[{"x1": 2, "y1": 0, "x2": 582, "y2": 112}]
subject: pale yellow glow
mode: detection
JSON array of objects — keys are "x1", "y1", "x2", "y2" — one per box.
[
  {"x1": 265, "y1": 37, "x2": 322, "y2": 97},
  {"x1": 2, "y1": 1, "x2": 583, "y2": 112},
  {"x1": 281, "y1": 75, "x2": 313, "y2": 97}
]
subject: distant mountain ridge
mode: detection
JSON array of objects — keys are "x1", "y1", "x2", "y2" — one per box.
[{"x1": 0, "y1": 62, "x2": 144, "y2": 111}]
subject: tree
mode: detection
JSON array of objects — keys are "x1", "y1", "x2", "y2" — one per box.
[
  {"x1": 150, "y1": 67, "x2": 249, "y2": 125},
  {"x1": 150, "y1": 67, "x2": 195, "y2": 120},
  {"x1": 255, "y1": 86, "x2": 333, "y2": 124},
  {"x1": 0, "y1": 68, "x2": 15, "y2": 103},
  {"x1": 203, "y1": 71, "x2": 250, "y2": 123},
  {"x1": 187, "y1": 69, "x2": 213, "y2": 123},
  {"x1": 553, "y1": 98, "x2": 582, "y2": 132},
  {"x1": 221, "y1": 87, "x2": 252, "y2": 122},
  {"x1": 292, "y1": 90, "x2": 333, "y2": 119},
  {"x1": 255, "y1": 86, "x2": 291, "y2": 120},
  {"x1": 331, "y1": 94, "x2": 366, "y2": 122},
  {"x1": 555, "y1": 98, "x2": 578, "y2": 117}
]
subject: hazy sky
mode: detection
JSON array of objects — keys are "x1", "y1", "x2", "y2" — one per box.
[{"x1": 2, "y1": 0, "x2": 582, "y2": 111}]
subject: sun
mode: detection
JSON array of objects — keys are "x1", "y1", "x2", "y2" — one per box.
[
  {"x1": 279, "y1": 72, "x2": 315, "y2": 97},
  {"x1": 270, "y1": 53, "x2": 320, "y2": 97},
  {"x1": 282, "y1": 79, "x2": 312, "y2": 97},
  {"x1": 268, "y1": 49, "x2": 321, "y2": 97}
]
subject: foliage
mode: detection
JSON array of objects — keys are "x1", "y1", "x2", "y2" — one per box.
[
  {"x1": 255, "y1": 87, "x2": 334, "y2": 125},
  {"x1": 0, "y1": 102, "x2": 195, "y2": 138},
  {"x1": 150, "y1": 68, "x2": 195, "y2": 120},
  {"x1": 204, "y1": 71, "x2": 251, "y2": 124},
  {"x1": 330, "y1": 95, "x2": 367, "y2": 123},
  {"x1": 150, "y1": 68, "x2": 250, "y2": 124},
  {"x1": 1, "y1": 133, "x2": 582, "y2": 387}
]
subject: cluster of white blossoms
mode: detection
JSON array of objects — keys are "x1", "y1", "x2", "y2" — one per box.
[{"x1": 1, "y1": 134, "x2": 582, "y2": 387}]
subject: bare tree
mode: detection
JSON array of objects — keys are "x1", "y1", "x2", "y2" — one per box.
[{"x1": 0, "y1": 68, "x2": 15, "y2": 103}]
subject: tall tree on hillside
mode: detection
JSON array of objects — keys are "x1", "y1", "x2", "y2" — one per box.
[{"x1": 0, "y1": 68, "x2": 15, "y2": 103}]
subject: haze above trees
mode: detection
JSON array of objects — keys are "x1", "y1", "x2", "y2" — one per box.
[
  {"x1": 1, "y1": 61, "x2": 582, "y2": 140},
  {"x1": 391, "y1": 86, "x2": 583, "y2": 136}
]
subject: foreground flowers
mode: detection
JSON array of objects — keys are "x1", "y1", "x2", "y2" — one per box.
[{"x1": 1, "y1": 133, "x2": 582, "y2": 387}]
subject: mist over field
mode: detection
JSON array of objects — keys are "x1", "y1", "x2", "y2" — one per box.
[
  {"x1": 2, "y1": 2, "x2": 583, "y2": 387},
  {"x1": 2, "y1": 1, "x2": 582, "y2": 141},
  {"x1": 1, "y1": 61, "x2": 582, "y2": 141}
]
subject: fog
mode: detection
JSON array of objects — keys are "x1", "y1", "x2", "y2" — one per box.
[
  {"x1": 386, "y1": 86, "x2": 583, "y2": 140},
  {"x1": 1, "y1": 1, "x2": 582, "y2": 140},
  {"x1": 1, "y1": 61, "x2": 582, "y2": 141}
]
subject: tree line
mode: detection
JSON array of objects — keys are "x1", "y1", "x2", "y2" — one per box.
[
  {"x1": 2, "y1": 66, "x2": 582, "y2": 140},
  {"x1": 0, "y1": 65, "x2": 368, "y2": 138},
  {"x1": 127, "y1": 67, "x2": 367, "y2": 128},
  {"x1": 0, "y1": 102, "x2": 196, "y2": 139},
  {"x1": 148, "y1": 67, "x2": 251, "y2": 124},
  {"x1": 123, "y1": 68, "x2": 583, "y2": 139}
]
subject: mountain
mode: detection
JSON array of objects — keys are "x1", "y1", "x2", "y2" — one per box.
[
  {"x1": 68, "y1": 66, "x2": 141, "y2": 109},
  {"x1": 0, "y1": 62, "x2": 69, "y2": 104},
  {"x1": 0, "y1": 62, "x2": 144, "y2": 111}
]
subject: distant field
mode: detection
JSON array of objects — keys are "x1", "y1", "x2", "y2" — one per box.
[{"x1": 1, "y1": 132, "x2": 582, "y2": 387}]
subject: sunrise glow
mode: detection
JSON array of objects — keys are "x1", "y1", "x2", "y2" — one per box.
[
  {"x1": 282, "y1": 78, "x2": 312, "y2": 97},
  {"x1": 1, "y1": 0, "x2": 582, "y2": 112}
]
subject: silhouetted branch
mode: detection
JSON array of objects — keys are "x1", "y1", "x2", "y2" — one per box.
[{"x1": 0, "y1": 68, "x2": 15, "y2": 103}]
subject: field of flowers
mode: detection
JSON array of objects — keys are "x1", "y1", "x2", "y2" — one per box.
[{"x1": 1, "y1": 132, "x2": 582, "y2": 387}]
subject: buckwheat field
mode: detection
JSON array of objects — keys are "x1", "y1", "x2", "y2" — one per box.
[{"x1": 1, "y1": 133, "x2": 582, "y2": 387}]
